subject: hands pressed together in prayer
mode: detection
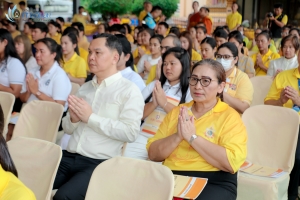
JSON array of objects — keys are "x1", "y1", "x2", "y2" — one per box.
[
  {"x1": 176, "y1": 106, "x2": 196, "y2": 142},
  {"x1": 26, "y1": 74, "x2": 39, "y2": 95},
  {"x1": 152, "y1": 81, "x2": 167, "y2": 108},
  {"x1": 280, "y1": 86, "x2": 300, "y2": 106},
  {"x1": 68, "y1": 95, "x2": 93, "y2": 123}
]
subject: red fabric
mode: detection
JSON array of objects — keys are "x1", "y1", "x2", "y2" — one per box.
[
  {"x1": 188, "y1": 12, "x2": 201, "y2": 29},
  {"x1": 173, "y1": 198, "x2": 184, "y2": 200},
  {"x1": 203, "y1": 17, "x2": 213, "y2": 35}
]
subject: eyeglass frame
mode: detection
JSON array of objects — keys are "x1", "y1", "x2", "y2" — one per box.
[
  {"x1": 215, "y1": 54, "x2": 236, "y2": 60},
  {"x1": 188, "y1": 76, "x2": 219, "y2": 87}
]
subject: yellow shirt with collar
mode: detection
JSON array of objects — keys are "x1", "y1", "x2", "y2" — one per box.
[
  {"x1": 78, "y1": 36, "x2": 90, "y2": 51},
  {"x1": 26, "y1": 34, "x2": 34, "y2": 44},
  {"x1": 251, "y1": 49, "x2": 280, "y2": 76},
  {"x1": 265, "y1": 68, "x2": 300, "y2": 112},
  {"x1": 0, "y1": 165, "x2": 36, "y2": 200},
  {"x1": 275, "y1": 14, "x2": 288, "y2": 25},
  {"x1": 49, "y1": 33, "x2": 61, "y2": 45},
  {"x1": 225, "y1": 68, "x2": 254, "y2": 106},
  {"x1": 79, "y1": 47, "x2": 89, "y2": 71},
  {"x1": 62, "y1": 52, "x2": 87, "y2": 78},
  {"x1": 146, "y1": 99, "x2": 247, "y2": 172},
  {"x1": 226, "y1": 12, "x2": 242, "y2": 31},
  {"x1": 72, "y1": 14, "x2": 88, "y2": 27},
  {"x1": 191, "y1": 49, "x2": 202, "y2": 62},
  {"x1": 139, "y1": 10, "x2": 147, "y2": 22},
  {"x1": 11, "y1": 31, "x2": 21, "y2": 39},
  {"x1": 133, "y1": 45, "x2": 151, "y2": 59}
]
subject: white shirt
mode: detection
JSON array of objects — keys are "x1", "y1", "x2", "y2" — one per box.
[
  {"x1": 141, "y1": 80, "x2": 192, "y2": 137},
  {"x1": 63, "y1": 72, "x2": 145, "y2": 159},
  {"x1": 137, "y1": 54, "x2": 161, "y2": 81},
  {"x1": 120, "y1": 67, "x2": 146, "y2": 91},
  {"x1": 25, "y1": 56, "x2": 39, "y2": 72},
  {"x1": 267, "y1": 56, "x2": 298, "y2": 76},
  {"x1": 22, "y1": 61, "x2": 71, "y2": 111},
  {"x1": 19, "y1": 9, "x2": 29, "y2": 31},
  {"x1": 0, "y1": 56, "x2": 26, "y2": 87}
]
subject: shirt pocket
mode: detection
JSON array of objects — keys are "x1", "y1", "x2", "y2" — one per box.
[{"x1": 98, "y1": 103, "x2": 120, "y2": 120}]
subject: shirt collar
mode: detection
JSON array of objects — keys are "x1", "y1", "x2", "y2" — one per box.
[
  {"x1": 35, "y1": 61, "x2": 59, "y2": 78},
  {"x1": 0, "y1": 165, "x2": 10, "y2": 194},
  {"x1": 228, "y1": 67, "x2": 237, "y2": 79},
  {"x1": 92, "y1": 72, "x2": 122, "y2": 88},
  {"x1": 63, "y1": 52, "x2": 78, "y2": 63},
  {"x1": 120, "y1": 67, "x2": 133, "y2": 75},
  {"x1": 164, "y1": 80, "x2": 180, "y2": 88},
  {"x1": 283, "y1": 55, "x2": 297, "y2": 62},
  {"x1": 186, "y1": 98, "x2": 228, "y2": 115}
]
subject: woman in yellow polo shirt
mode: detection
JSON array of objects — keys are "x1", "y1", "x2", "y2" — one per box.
[
  {"x1": 179, "y1": 31, "x2": 202, "y2": 69},
  {"x1": 147, "y1": 59, "x2": 247, "y2": 200},
  {"x1": 47, "y1": 21, "x2": 62, "y2": 45},
  {"x1": 251, "y1": 31, "x2": 280, "y2": 76},
  {"x1": 61, "y1": 32, "x2": 87, "y2": 85},
  {"x1": 0, "y1": 106, "x2": 36, "y2": 200},
  {"x1": 200, "y1": 37, "x2": 217, "y2": 60},
  {"x1": 264, "y1": 49, "x2": 300, "y2": 199},
  {"x1": 216, "y1": 42, "x2": 253, "y2": 113}
]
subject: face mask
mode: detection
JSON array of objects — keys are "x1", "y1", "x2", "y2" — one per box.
[{"x1": 217, "y1": 58, "x2": 233, "y2": 72}]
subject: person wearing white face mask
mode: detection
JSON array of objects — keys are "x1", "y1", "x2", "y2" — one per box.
[{"x1": 216, "y1": 42, "x2": 253, "y2": 114}]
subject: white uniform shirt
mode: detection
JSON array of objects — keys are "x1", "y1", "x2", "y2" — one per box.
[
  {"x1": 22, "y1": 61, "x2": 71, "y2": 111},
  {"x1": 120, "y1": 67, "x2": 146, "y2": 91},
  {"x1": 137, "y1": 54, "x2": 161, "y2": 81},
  {"x1": 0, "y1": 56, "x2": 26, "y2": 87},
  {"x1": 267, "y1": 56, "x2": 298, "y2": 77},
  {"x1": 63, "y1": 72, "x2": 145, "y2": 159},
  {"x1": 25, "y1": 56, "x2": 39, "y2": 72},
  {"x1": 141, "y1": 80, "x2": 192, "y2": 137}
]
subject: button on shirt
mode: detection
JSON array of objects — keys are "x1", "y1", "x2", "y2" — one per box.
[
  {"x1": 0, "y1": 56, "x2": 26, "y2": 87},
  {"x1": 22, "y1": 61, "x2": 71, "y2": 111},
  {"x1": 267, "y1": 56, "x2": 298, "y2": 77},
  {"x1": 120, "y1": 67, "x2": 146, "y2": 91},
  {"x1": 63, "y1": 72, "x2": 145, "y2": 159}
]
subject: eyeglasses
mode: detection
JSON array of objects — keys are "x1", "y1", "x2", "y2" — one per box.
[
  {"x1": 161, "y1": 46, "x2": 171, "y2": 51},
  {"x1": 215, "y1": 54, "x2": 235, "y2": 60},
  {"x1": 188, "y1": 76, "x2": 217, "y2": 87}
]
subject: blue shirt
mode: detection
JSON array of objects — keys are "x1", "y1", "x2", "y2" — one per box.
[{"x1": 144, "y1": 13, "x2": 156, "y2": 29}]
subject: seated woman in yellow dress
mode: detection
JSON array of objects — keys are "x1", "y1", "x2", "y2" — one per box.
[
  {"x1": 61, "y1": 32, "x2": 87, "y2": 85},
  {"x1": 251, "y1": 31, "x2": 280, "y2": 76},
  {"x1": 47, "y1": 21, "x2": 62, "y2": 45},
  {"x1": 216, "y1": 42, "x2": 253, "y2": 113},
  {"x1": 0, "y1": 106, "x2": 36, "y2": 200},
  {"x1": 147, "y1": 59, "x2": 247, "y2": 200},
  {"x1": 179, "y1": 31, "x2": 202, "y2": 69}
]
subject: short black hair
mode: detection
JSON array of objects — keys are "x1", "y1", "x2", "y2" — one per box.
[
  {"x1": 169, "y1": 27, "x2": 180, "y2": 38},
  {"x1": 115, "y1": 34, "x2": 134, "y2": 69},
  {"x1": 71, "y1": 22, "x2": 84, "y2": 32},
  {"x1": 123, "y1": 24, "x2": 132, "y2": 34},
  {"x1": 93, "y1": 33, "x2": 122, "y2": 58},
  {"x1": 158, "y1": 22, "x2": 169, "y2": 29},
  {"x1": 110, "y1": 24, "x2": 126, "y2": 35},
  {"x1": 56, "y1": 17, "x2": 65, "y2": 23},
  {"x1": 214, "y1": 29, "x2": 228, "y2": 39},
  {"x1": 19, "y1": 1, "x2": 26, "y2": 6},
  {"x1": 63, "y1": 26, "x2": 79, "y2": 37},
  {"x1": 33, "y1": 22, "x2": 48, "y2": 33},
  {"x1": 78, "y1": 6, "x2": 84, "y2": 10},
  {"x1": 200, "y1": 7, "x2": 210, "y2": 12},
  {"x1": 151, "y1": 5, "x2": 162, "y2": 13},
  {"x1": 274, "y1": 3, "x2": 283, "y2": 9},
  {"x1": 232, "y1": 2, "x2": 239, "y2": 7}
]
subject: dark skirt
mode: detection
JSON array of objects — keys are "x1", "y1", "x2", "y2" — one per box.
[{"x1": 172, "y1": 170, "x2": 237, "y2": 200}]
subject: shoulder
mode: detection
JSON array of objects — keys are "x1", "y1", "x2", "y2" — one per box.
[
  {"x1": 8, "y1": 57, "x2": 23, "y2": 66},
  {"x1": 236, "y1": 68, "x2": 251, "y2": 83}
]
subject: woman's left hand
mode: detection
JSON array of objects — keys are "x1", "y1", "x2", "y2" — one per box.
[
  {"x1": 256, "y1": 54, "x2": 263, "y2": 68},
  {"x1": 153, "y1": 81, "x2": 167, "y2": 107},
  {"x1": 285, "y1": 86, "x2": 300, "y2": 106},
  {"x1": 178, "y1": 106, "x2": 196, "y2": 141},
  {"x1": 26, "y1": 73, "x2": 39, "y2": 95}
]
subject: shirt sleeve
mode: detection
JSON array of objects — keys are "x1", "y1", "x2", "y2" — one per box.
[
  {"x1": 75, "y1": 58, "x2": 87, "y2": 78},
  {"x1": 244, "y1": 56, "x2": 255, "y2": 75},
  {"x1": 52, "y1": 71, "x2": 72, "y2": 101},
  {"x1": 146, "y1": 65, "x2": 157, "y2": 85},
  {"x1": 234, "y1": 73, "x2": 254, "y2": 105},
  {"x1": 267, "y1": 60, "x2": 276, "y2": 76},
  {"x1": 282, "y1": 15, "x2": 288, "y2": 25},
  {"x1": 87, "y1": 87, "x2": 145, "y2": 142},
  {"x1": 7, "y1": 58, "x2": 26, "y2": 85},
  {"x1": 264, "y1": 75, "x2": 281, "y2": 102},
  {"x1": 238, "y1": 14, "x2": 242, "y2": 24},
  {"x1": 142, "y1": 81, "x2": 155, "y2": 100},
  {"x1": 137, "y1": 55, "x2": 146, "y2": 73},
  {"x1": 145, "y1": 17, "x2": 156, "y2": 29},
  {"x1": 219, "y1": 111, "x2": 247, "y2": 173},
  {"x1": 62, "y1": 111, "x2": 81, "y2": 134}
]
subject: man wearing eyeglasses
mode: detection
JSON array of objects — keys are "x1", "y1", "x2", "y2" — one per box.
[{"x1": 146, "y1": 35, "x2": 182, "y2": 84}]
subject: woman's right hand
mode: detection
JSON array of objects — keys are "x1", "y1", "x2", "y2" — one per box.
[
  {"x1": 279, "y1": 88, "x2": 289, "y2": 105},
  {"x1": 155, "y1": 59, "x2": 162, "y2": 80}
]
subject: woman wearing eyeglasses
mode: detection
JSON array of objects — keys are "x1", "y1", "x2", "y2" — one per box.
[
  {"x1": 147, "y1": 59, "x2": 247, "y2": 200},
  {"x1": 123, "y1": 47, "x2": 192, "y2": 160},
  {"x1": 216, "y1": 42, "x2": 253, "y2": 113}
]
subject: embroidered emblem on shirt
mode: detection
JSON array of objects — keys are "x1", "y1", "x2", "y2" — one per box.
[
  {"x1": 45, "y1": 79, "x2": 50, "y2": 86},
  {"x1": 1, "y1": 66, "x2": 6, "y2": 72},
  {"x1": 229, "y1": 84, "x2": 237, "y2": 91},
  {"x1": 205, "y1": 127, "x2": 215, "y2": 138}
]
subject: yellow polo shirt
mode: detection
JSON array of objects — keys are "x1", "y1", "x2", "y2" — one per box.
[
  {"x1": 251, "y1": 49, "x2": 280, "y2": 76},
  {"x1": 225, "y1": 68, "x2": 254, "y2": 105},
  {"x1": 78, "y1": 36, "x2": 90, "y2": 51},
  {"x1": 49, "y1": 33, "x2": 61, "y2": 45},
  {"x1": 226, "y1": 12, "x2": 242, "y2": 31},
  {"x1": 251, "y1": 43, "x2": 278, "y2": 54},
  {"x1": 138, "y1": 10, "x2": 147, "y2": 22},
  {"x1": 146, "y1": 99, "x2": 247, "y2": 173},
  {"x1": 133, "y1": 45, "x2": 151, "y2": 59},
  {"x1": 126, "y1": 34, "x2": 134, "y2": 43},
  {"x1": 72, "y1": 14, "x2": 88, "y2": 27},
  {"x1": 11, "y1": 31, "x2": 21, "y2": 39},
  {"x1": 0, "y1": 165, "x2": 36, "y2": 200},
  {"x1": 191, "y1": 49, "x2": 202, "y2": 62},
  {"x1": 79, "y1": 47, "x2": 89, "y2": 71},
  {"x1": 265, "y1": 68, "x2": 300, "y2": 113},
  {"x1": 276, "y1": 14, "x2": 288, "y2": 25},
  {"x1": 26, "y1": 34, "x2": 34, "y2": 44},
  {"x1": 62, "y1": 52, "x2": 87, "y2": 78}
]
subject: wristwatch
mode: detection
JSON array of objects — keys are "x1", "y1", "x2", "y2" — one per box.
[{"x1": 189, "y1": 134, "x2": 198, "y2": 145}]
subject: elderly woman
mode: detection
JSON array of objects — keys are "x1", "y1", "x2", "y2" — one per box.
[{"x1": 147, "y1": 59, "x2": 247, "y2": 200}]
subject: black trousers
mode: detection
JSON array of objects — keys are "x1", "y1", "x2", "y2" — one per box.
[
  {"x1": 172, "y1": 170, "x2": 237, "y2": 200},
  {"x1": 53, "y1": 150, "x2": 106, "y2": 200},
  {"x1": 288, "y1": 126, "x2": 300, "y2": 200}
]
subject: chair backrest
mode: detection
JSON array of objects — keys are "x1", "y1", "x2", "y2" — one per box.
[
  {"x1": 0, "y1": 92, "x2": 15, "y2": 138},
  {"x1": 85, "y1": 157, "x2": 174, "y2": 200},
  {"x1": 7, "y1": 137, "x2": 62, "y2": 200},
  {"x1": 71, "y1": 83, "x2": 80, "y2": 95},
  {"x1": 12, "y1": 100, "x2": 64, "y2": 143},
  {"x1": 242, "y1": 105, "x2": 299, "y2": 173},
  {"x1": 250, "y1": 76, "x2": 273, "y2": 106}
]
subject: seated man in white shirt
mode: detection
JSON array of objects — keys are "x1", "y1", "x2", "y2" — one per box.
[
  {"x1": 52, "y1": 33, "x2": 145, "y2": 200},
  {"x1": 115, "y1": 34, "x2": 146, "y2": 91}
]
